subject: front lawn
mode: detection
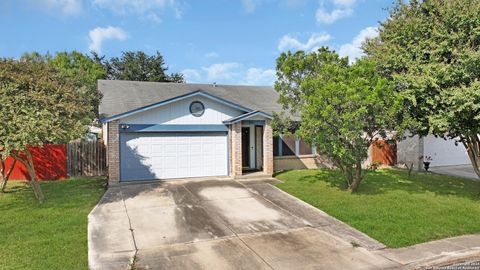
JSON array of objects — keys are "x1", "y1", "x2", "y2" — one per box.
[
  {"x1": 0, "y1": 177, "x2": 106, "y2": 270},
  {"x1": 275, "y1": 169, "x2": 480, "y2": 248}
]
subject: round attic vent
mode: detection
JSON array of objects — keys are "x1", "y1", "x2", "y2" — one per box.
[{"x1": 189, "y1": 101, "x2": 205, "y2": 117}]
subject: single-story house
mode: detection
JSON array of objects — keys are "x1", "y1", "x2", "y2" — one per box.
[{"x1": 99, "y1": 80, "x2": 325, "y2": 185}]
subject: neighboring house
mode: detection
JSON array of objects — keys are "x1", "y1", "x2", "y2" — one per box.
[
  {"x1": 99, "y1": 80, "x2": 324, "y2": 185},
  {"x1": 397, "y1": 134, "x2": 470, "y2": 171}
]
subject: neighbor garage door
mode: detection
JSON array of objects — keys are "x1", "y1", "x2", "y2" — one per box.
[{"x1": 120, "y1": 132, "x2": 228, "y2": 181}]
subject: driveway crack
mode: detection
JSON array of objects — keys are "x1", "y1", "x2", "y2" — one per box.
[{"x1": 119, "y1": 187, "x2": 140, "y2": 269}]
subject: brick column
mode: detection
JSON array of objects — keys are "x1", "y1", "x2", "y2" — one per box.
[
  {"x1": 107, "y1": 120, "x2": 120, "y2": 185},
  {"x1": 263, "y1": 120, "x2": 274, "y2": 176},
  {"x1": 230, "y1": 122, "x2": 242, "y2": 177}
]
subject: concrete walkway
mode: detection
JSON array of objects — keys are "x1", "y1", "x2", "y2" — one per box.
[
  {"x1": 430, "y1": 164, "x2": 479, "y2": 180},
  {"x1": 377, "y1": 234, "x2": 480, "y2": 269},
  {"x1": 88, "y1": 178, "x2": 480, "y2": 270}
]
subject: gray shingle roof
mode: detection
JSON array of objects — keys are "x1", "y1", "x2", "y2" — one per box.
[{"x1": 98, "y1": 80, "x2": 285, "y2": 120}]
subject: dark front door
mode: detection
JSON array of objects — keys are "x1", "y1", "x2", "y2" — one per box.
[{"x1": 242, "y1": 127, "x2": 250, "y2": 167}]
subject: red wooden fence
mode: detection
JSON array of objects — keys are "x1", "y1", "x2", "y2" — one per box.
[
  {"x1": 4, "y1": 144, "x2": 67, "y2": 181},
  {"x1": 371, "y1": 140, "x2": 397, "y2": 166}
]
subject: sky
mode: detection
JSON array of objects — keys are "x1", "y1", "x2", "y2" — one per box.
[{"x1": 0, "y1": 0, "x2": 393, "y2": 86}]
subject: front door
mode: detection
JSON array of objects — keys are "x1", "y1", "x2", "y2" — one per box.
[{"x1": 241, "y1": 127, "x2": 250, "y2": 167}]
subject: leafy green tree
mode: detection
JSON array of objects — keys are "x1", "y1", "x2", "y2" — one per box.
[
  {"x1": 105, "y1": 51, "x2": 184, "y2": 83},
  {"x1": 20, "y1": 51, "x2": 106, "y2": 117},
  {"x1": 364, "y1": 0, "x2": 480, "y2": 177},
  {"x1": 48, "y1": 51, "x2": 106, "y2": 117},
  {"x1": 275, "y1": 48, "x2": 401, "y2": 192},
  {"x1": 0, "y1": 60, "x2": 91, "y2": 201}
]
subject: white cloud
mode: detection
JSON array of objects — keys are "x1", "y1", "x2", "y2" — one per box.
[
  {"x1": 202, "y1": 63, "x2": 241, "y2": 81},
  {"x1": 315, "y1": 7, "x2": 352, "y2": 24},
  {"x1": 181, "y1": 69, "x2": 202, "y2": 82},
  {"x1": 315, "y1": 0, "x2": 356, "y2": 24},
  {"x1": 339, "y1": 26, "x2": 378, "y2": 63},
  {"x1": 88, "y1": 26, "x2": 128, "y2": 53},
  {"x1": 181, "y1": 64, "x2": 275, "y2": 85},
  {"x1": 243, "y1": 0, "x2": 308, "y2": 13},
  {"x1": 244, "y1": 68, "x2": 276, "y2": 85},
  {"x1": 332, "y1": 0, "x2": 356, "y2": 7},
  {"x1": 242, "y1": 0, "x2": 257, "y2": 13},
  {"x1": 92, "y1": 0, "x2": 183, "y2": 22},
  {"x1": 36, "y1": 0, "x2": 82, "y2": 15},
  {"x1": 144, "y1": 12, "x2": 162, "y2": 23},
  {"x1": 205, "y1": 52, "x2": 219, "y2": 59},
  {"x1": 278, "y1": 33, "x2": 332, "y2": 51}
]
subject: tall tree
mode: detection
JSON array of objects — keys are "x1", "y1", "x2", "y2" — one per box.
[
  {"x1": 0, "y1": 60, "x2": 91, "y2": 201},
  {"x1": 275, "y1": 48, "x2": 401, "y2": 192},
  {"x1": 48, "y1": 51, "x2": 106, "y2": 117},
  {"x1": 105, "y1": 51, "x2": 184, "y2": 83},
  {"x1": 364, "y1": 0, "x2": 480, "y2": 177},
  {"x1": 20, "y1": 51, "x2": 106, "y2": 117}
]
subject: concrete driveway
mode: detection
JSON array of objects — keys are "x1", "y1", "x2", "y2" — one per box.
[
  {"x1": 88, "y1": 179, "x2": 398, "y2": 270},
  {"x1": 430, "y1": 164, "x2": 479, "y2": 180}
]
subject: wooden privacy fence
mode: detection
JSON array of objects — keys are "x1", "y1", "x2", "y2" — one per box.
[
  {"x1": 371, "y1": 140, "x2": 397, "y2": 166},
  {"x1": 67, "y1": 140, "x2": 107, "y2": 177}
]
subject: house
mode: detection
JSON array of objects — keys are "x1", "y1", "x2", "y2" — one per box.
[
  {"x1": 99, "y1": 80, "x2": 324, "y2": 185},
  {"x1": 397, "y1": 134, "x2": 470, "y2": 170}
]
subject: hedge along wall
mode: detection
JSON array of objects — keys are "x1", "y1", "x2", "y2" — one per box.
[{"x1": 3, "y1": 144, "x2": 67, "y2": 181}]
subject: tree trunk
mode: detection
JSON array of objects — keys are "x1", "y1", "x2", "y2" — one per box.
[
  {"x1": 350, "y1": 159, "x2": 363, "y2": 192},
  {"x1": 343, "y1": 165, "x2": 354, "y2": 188},
  {"x1": 12, "y1": 150, "x2": 44, "y2": 202},
  {"x1": 0, "y1": 160, "x2": 5, "y2": 191},
  {"x1": 0, "y1": 158, "x2": 17, "y2": 193},
  {"x1": 464, "y1": 135, "x2": 480, "y2": 179}
]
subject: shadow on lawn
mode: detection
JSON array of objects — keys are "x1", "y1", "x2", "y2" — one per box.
[
  {"x1": 294, "y1": 168, "x2": 480, "y2": 200},
  {"x1": 0, "y1": 178, "x2": 107, "y2": 211}
]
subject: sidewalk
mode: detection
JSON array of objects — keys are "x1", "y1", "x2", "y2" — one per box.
[{"x1": 375, "y1": 234, "x2": 480, "y2": 269}]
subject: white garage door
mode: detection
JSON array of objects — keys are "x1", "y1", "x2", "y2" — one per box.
[{"x1": 120, "y1": 132, "x2": 228, "y2": 181}]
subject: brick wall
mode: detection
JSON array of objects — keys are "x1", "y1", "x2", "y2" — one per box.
[
  {"x1": 274, "y1": 155, "x2": 334, "y2": 171},
  {"x1": 230, "y1": 122, "x2": 242, "y2": 177},
  {"x1": 107, "y1": 120, "x2": 120, "y2": 185},
  {"x1": 263, "y1": 121, "x2": 274, "y2": 175}
]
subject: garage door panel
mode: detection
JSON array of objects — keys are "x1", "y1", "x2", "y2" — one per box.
[
  {"x1": 120, "y1": 132, "x2": 227, "y2": 181},
  {"x1": 177, "y1": 144, "x2": 189, "y2": 153}
]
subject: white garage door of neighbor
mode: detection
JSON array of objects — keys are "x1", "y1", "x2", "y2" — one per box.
[{"x1": 120, "y1": 132, "x2": 228, "y2": 181}]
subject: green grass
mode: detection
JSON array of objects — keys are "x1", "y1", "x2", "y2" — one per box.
[
  {"x1": 0, "y1": 177, "x2": 106, "y2": 270},
  {"x1": 275, "y1": 168, "x2": 480, "y2": 248}
]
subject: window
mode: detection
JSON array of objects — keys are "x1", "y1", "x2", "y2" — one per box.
[
  {"x1": 281, "y1": 136, "x2": 296, "y2": 156},
  {"x1": 273, "y1": 136, "x2": 280, "y2": 156},
  {"x1": 273, "y1": 136, "x2": 315, "y2": 157},
  {"x1": 299, "y1": 139, "x2": 313, "y2": 155}
]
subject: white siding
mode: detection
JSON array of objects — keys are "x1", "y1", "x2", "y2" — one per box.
[
  {"x1": 102, "y1": 123, "x2": 108, "y2": 145},
  {"x1": 424, "y1": 135, "x2": 470, "y2": 167},
  {"x1": 121, "y1": 96, "x2": 243, "y2": 125}
]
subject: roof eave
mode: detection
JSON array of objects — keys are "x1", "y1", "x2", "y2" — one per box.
[
  {"x1": 223, "y1": 110, "x2": 273, "y2": 125},
  {"x1": 99, "y1": 90, "x2": 253, "y2": 123}
]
